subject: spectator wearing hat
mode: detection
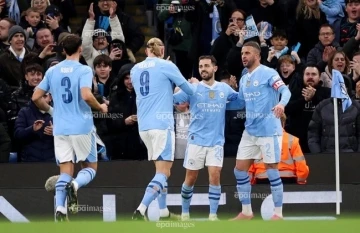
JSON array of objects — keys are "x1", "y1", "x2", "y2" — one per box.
[
  {"x1": 81, "y1": 2, "x2": 125, "y2": 68},
  {"x1": 0, "y1": 17, "x2": 16, "y2": 55},
  {"x1": 0, "y1": 25, "x2": 30, "y2": 87}
]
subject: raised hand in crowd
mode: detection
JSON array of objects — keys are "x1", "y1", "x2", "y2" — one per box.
[
  {"x1": 39, "y1": 43, "x2": 56, "y2": 59},
  {"x1": 322, "y1": 46, "x2": 336, "y2": 62},
  {"x1": 225, "y1": 21, "x2": 239, "y2": 36},
  {"x1": 291, "y1": 51, "x2": 301, "y2": 64},
  {"x1": 0, "y1": 0, "x2": 4, "y2": 14},
  {"x1": 125, "y1": 115, "x2": 136, "y2": 125},
  {"x1": 33, "y1": 120, "x2": 45, "y2": 132},
  {"x1": 44, "y1": 121, "x2": 53, "y2": 136},
  {"x1": 46, "y1": 15, "x2": 59, "y2": 30},
  {"x1": 355, "y1": 24, "x2": 360, "y2": 41},
  {"x1": 350, "y1": 59, "x2": 360, "y2": 80},
  {"x1": 89, "y1": 2, "x2": 95, "y2": 20},
  {"x1": 109, "y1": 1, "x2": 117, "y2": 18},
  {"x1": 109, "y1": 47, "x2": 122, "y2": 60},
  {"x1": 302, "y1": 86, "x2": 316, "y2": 102}
]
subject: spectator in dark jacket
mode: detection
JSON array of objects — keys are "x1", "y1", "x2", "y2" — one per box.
[
  {"x1": 308, "y1": 91, "x2": 360, "y2": 153},
  {"x1": 306, "y1": 24, "x2": 340, "y2": 72},
  {"x1": 0, "y1": 107, "x2": 11, "y2": 163},
  {"x1": 277, "y1": 54, "x2": 304, "y2": 86},
  {"x1": 14, "y1": 93, "x2": 55, "y2": 162},
  {"x1": 285, "y1": 65, "x2": 331, "y2": 153},
  {"x1": 106, "y1": 63, "x2": 147, "y2": 160},
  {"x1": 0, "y1": 18, "x2": 16, "y2": 55}
]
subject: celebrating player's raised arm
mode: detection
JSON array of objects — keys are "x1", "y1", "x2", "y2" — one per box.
[{"x1": 162, "y1": 62, "x2": 196, "y2": 96}]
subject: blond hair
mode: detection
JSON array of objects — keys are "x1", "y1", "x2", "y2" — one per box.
[
  {"x1": 296, "y1": 0, "x2": 320, "y2": 20},
  {"x1": 146, "y1": 38, "x2": 164, "y2": 58}
]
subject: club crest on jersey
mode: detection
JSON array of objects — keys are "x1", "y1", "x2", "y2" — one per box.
[
  {"x1": 219, "y1": 92, "x2": 225, "y2": 98},
  {"x1": 253, "y1": 80, "x2": 259, "y2": 86},
  {"x1": 209, "y1": 91, "x2": 215, "y2": 99}
]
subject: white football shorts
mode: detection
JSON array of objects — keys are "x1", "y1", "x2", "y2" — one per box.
[
  {"x1": 183, "y1": 144, "x2": 224, "y2": 170},
  {"x1": 236, "y1": 130, "x2": 282, "y2": 164},
  {"x1": 139, "y1": 129, "x2": 175, "y2": 161},
  {"x1": 54, "y1": 128, "x2": 102, "y2": 164}
]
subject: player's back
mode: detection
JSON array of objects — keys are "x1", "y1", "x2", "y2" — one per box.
[
  {"x1": 240, "y1": 65, "x2": 282, "y2": 136},
  {"x1": 47, "y1": 60, "x2": 93, "y2": 136},
  {"x1": 131, "y1": 57, "x2": 179, "y2": 131}
]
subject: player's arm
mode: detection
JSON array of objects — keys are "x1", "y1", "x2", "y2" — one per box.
[
  {"x1": 226, "y1": 80, "x2": 245, "y2": 110},
  {"x1": 173, "y1": 90, "x2": 190, "y2": 105},
  {"x1": 162, "y1": 62, "x2": 196, "y2": 96},
  {"x1": 32, "y1": 72, "x2": 53, "y2": 115},
  {"x1": 80, "y1": 67, "x2": 103, "y2": 111},
  {"x1": 269, "y1": 73, "x2": 291, "y2": 106}
]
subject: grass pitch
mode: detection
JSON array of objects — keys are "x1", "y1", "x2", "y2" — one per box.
[{"x1": 1, "y1": 217, "x2": 359, "y2": 233}]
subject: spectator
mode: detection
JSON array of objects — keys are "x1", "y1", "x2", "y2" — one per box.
[
  {"x1": 174, "y1": 87, "x2": 190, "y2": 160},
  {"x1": 158, "y1": 0, "x2": 193, "y2": 79},
  {"x1": 14, "y1": 92, "x2": 55, "y2": 162},
  {"x1": 263, "y1": 30, "x2": 291, "y2": 69},
  {"x1": 79, "y1": 0, "x2": 144, "y2": 56},
  {"x1": 220, "y1": 71, "x2": 245, "y2": 157},
  {"x1": 92, "y1": 54, "x2": 116, "y2": 100},
  {"x1": 278, "y1": 54, "x2": 303, "y2": 86},
  {"x1": 248, "y1": 0, "x2": 287, "y2": 30},
  {"x1": 211, "y1": 9, "x2": 248, "y2": 79},
  {"x1": 333, "y1": 0, "x2": 360, "y2": 46},
  {"x1": 354, "y1": 80, "x2": 360, "y2": 99},
  {"x1": 106, "y1": 63, "x2": 146, "y2": 160},
  {"x1": 306, "y1": 24, "x2": 340, "y2": 72},
  {"x1": 50, "y1": 0, "x2": 77, "y2": 30},
  {"x1": 295, "y1": 0, "x2": 328, "y2": 59},
  {"x1": 285, "y1": 65, "x2": 331, "y2": 153},
  {"x1": 349, "y1": 51, "x2": 360, "y2": 86},
  {"x1": 81, "y1": 2, "x2": 125, "y2": 68},
  {"x1": 108, "y1": 39, "x2": 134, "y2": 75},
  {"x1": 308, "y1": 80, "x2": 360, "y2": 153},
  {"x1": 19, "y1": 7, "x2": 45, "y2": 39},
  {"x1": 320, "y1": 50, "x2": 352, "y2": 90},
  {"x1": 249, "y1": 113, "x2": 309, "y2": 184},
  {"x1": 0, "y1": 107, "x2": 11, "y2": 163},
  {"x1": 0, "y1": 25, "x2": 30, "y2": 87},
  {"x1": 319, "y1": 0, "x2": 345, "y2": 25},
  {"x1": 43, "y1": 5, "x2": 67, "y2": 34},
  {"x1": 33, "y1": 27, "x2": 55, "y2": 52},
  {"x1": 31, "y1": 0, "x2": 50, "y2": 15},
  {"x1": 342, "y1": 21, "x2": 360, "y2": 59},
  {"x1": 0, "y1": 18, "x2": 16, "y2": 55}
]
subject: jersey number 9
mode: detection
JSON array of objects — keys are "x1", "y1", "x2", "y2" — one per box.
[
  {"x1": 61, "y1": 77, "x2": 73, "y2": 104},
  {"x1": 140, "y1": 71, "x2": 150, "y2": 96}
]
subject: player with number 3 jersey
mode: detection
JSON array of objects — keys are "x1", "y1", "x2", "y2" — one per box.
[
  {"x1": 130, "y1": 38, "x2": 196, "y2": 221},
  {"x1": 32, "y1": 35, "x2": 108, "y2": 222}
]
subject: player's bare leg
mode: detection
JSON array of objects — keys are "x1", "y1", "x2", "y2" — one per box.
[
  {"x1": 66, "y1": 162, "x2": 98, "y2": 214},
  {"x1": 265, "y1": 163, "x2": 283, "y2": 220},
  {"x1": 208, "y1": 166, "x2": 222, "y2": 221},
  {"x1": 133, "y1": 161, "x2": 173, "y2": 221},
  {"x1": 181, "y1": 169, "x2": 199, "y2": 221},
  {"x1": 231, "y1": 159, "x2": 254, "y2": 220},
  {"x1": 55, "y1": 162, "x2": 74, "y2": 222}
]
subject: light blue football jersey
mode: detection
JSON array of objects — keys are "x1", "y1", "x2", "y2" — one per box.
[
  {"x1": 174, "y1": 81, "x2": 238, "y2": 147},
  {"x1": 37, "y1": 60, "x2": 94, "y2": 136},
  {"x1": 238, "y1": 65, "x2": 285, "y2": 137},
  {"x1": 131, "y1": 57, "x2": 195, "y2": 131}
]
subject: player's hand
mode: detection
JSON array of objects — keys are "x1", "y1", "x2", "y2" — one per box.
[
  {"x1": 99, "y1": 103, "x2": 108, "y2": 113},
  {"x1": 188, "y1": 77, "x2": 199, "y2": 84},
  {"x1": 44, "y1": 121, "x2": 53, "y2": 136},
  {"x1": 272, "y1": 104, "x2": 284, "y2": 118},
  {"x1": 33, "y1": 120, "x2": 45, "y2": 131},
  {"x1": 125, "y1": 116, "x2": 135, "y2": 125}
]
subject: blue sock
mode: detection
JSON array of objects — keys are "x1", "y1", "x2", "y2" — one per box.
[
  {"x1": 181, "y1": 183, "x2": 193, "y2": 214},
  {"x1": 157, "y1": 182, "x2": 168, "y2": 210},
  {"x1": 55, "y1": 173, "x2": 72, "y2": 212},
  {"x1": 140, "y1": 173, "x2": 167, "y2": 208},
  {"x1": 266, "y1": 169, "x2": 283, "y2": 207},
  {"x1": 74, "y1": 168, "x2": 96, "y2": 190},
  {"x1": 234, "y1": 168, "x2": 251, "y2": 205},
  {"x1": 209, "y1": 185, "x2": 221, "y2": 214}
]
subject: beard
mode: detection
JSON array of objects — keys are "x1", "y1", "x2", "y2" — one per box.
[
  {"x1": 201, "y1": 71, "x2": 213, "y2": 80},
  {"x1": 243, "y1": 58, "x2": 255, "y2": 69}
]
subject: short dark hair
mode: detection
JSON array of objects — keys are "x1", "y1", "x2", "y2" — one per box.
[
  {"x1": 346, "y1": 0, "x2": 360, "y2": 5},
  {"x1": 199, "y1": 55, "x2": 217, "y2": 65},
  {"x1": 25, "y1": 63, "x2": 43, "y2": 75},
  {"x1": 271, "y1": 30, "x2": 288, "y2": 40},
  {"x1": 353, "y1": 51, "x2": 360, "y2": 58},
  {"x1": 243, "y1": 41, "x2": 261, "y2": 53},
  {"x1": 319, "y1": 23, "x2": 335, "y2": 34},
  {"x1": 93, "y1": 54, "x2": 112, "y2": 68},
  {"x1": 0, "y1": 18, "x2": 16, "y2": 28},
  {"x1": 304, "y1": 64, "x2": 321, "y2": 75},
  {"x1": 62, "y1": 34, "x2": 82, "y2": 56}
]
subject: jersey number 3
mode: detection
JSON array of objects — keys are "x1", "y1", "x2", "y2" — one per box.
[
  {"x1": 140, "y1": 71, "x2": 150, "y2": 96},
  {"x1": 61, "y1": 77, "x2": 73, "y2": 104}
]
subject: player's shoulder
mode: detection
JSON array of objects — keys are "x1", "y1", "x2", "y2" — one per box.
[{"x1": 261, "y1": 65, "x2": 279, "y2": 76}]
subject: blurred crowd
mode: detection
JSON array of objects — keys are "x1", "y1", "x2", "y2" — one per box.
[{"x1": 1, "y1": 0, "x2": 360, "y2": 184}]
